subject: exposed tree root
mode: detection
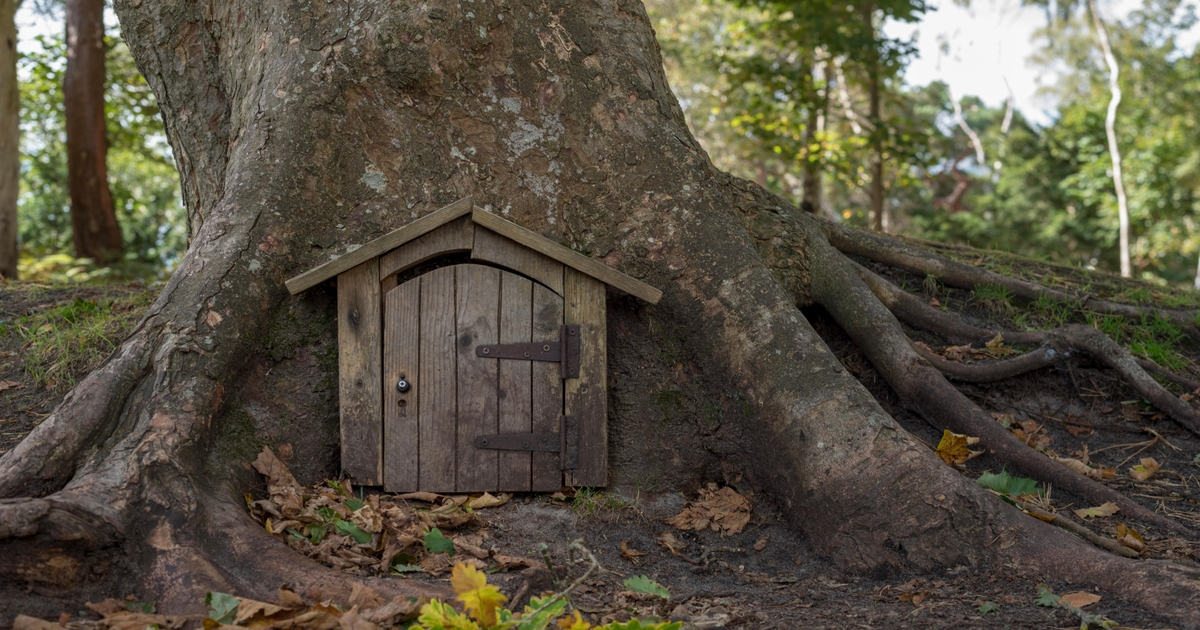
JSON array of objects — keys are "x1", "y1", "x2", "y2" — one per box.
[
  {"x1": 804, "y1": 235, "x2": 1188, "y2": 535},
  {"x1": 856, "y1": 262, "x2": 1200, "y2": 439},
  {"x1": 1137, "y1": 357, "x2": 1200, "y2": 391},
  {"x1": 1014, "y1": 499, "x2": 1139, "y2": 559},
  {"x1": 825, "y1": 219, "x2": 1198, "y2": 328}
]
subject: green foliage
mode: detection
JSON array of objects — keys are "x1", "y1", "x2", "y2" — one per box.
[
  {"x1": 205, "y1": 592, "x2": 239, "y2": 625},
  {"x1": 333, "y1": 520, "x2": 372, "y2": 544},
  {"x1": 1035, "y1": 584, "x2": 1061, "y2": 607},
  {"x1": 18, "y1": 31, "x2": 185, "y2": 279},
  {"x1": 423, "y1": 528, "x2": 456, "y2": 556},
  {"x1": 977, "y1": 470, "x2": 1042, "y2": 504},
  {"x1": 623, "y1": 576, "x2": 671, "y2": 599},
  {"x1": 976, "y1": 602, "x2": 999, "y2": 614},
  {"x1": 16, "y1": 291, "x2": 156, "y2": 391}
]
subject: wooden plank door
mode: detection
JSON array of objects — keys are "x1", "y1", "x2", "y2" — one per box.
[{"x1": 383, "y1": 263, "x2": 566, "y2": 493}]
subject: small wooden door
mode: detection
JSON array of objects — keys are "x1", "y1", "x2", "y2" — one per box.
[{"x1": 382, "y1": 263, "x2": 566, "y2": 493}]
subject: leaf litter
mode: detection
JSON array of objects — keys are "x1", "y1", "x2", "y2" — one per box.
[
  {"x1": 664, "y1": 483, "x2": 752, "y2": 537},
  {"x1": 245, "y1": 447, "x2": 539, "y2": 578}
]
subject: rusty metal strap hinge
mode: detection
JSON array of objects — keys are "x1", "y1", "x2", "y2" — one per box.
[
  {"x1": 475, "y1": 324, "x2": 580, "y2": 379},
  {"x1": 473, "y1": 415, "x2": 578, "y2": 471}
]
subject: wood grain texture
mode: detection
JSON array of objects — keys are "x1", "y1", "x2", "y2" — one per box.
[
  {"x1": 564, "y1": 269, "x2": 607, "y2": 487},
  {"x1": 418, "y1": 265, "x2": 458, "y2": 492},
  {"x1": 380, "y1": 215, "x2": 474, "y2": 280},
  {"x1": 383, "y1": 278, "x2": 420, "y2": 492},
  {"x1": 470, "y1": 207, "x2": 661, "y2": 304},
  {"x1": 473, "y1": 226, "x2": 565, "y2": 295},
  {"x1": 497, "y1": 273, "x2": 533, "y2": 491},
  {"x1": 337, "y1": 260, "x2": 382, "y2": 485},
  {"x1": 286, "y1": 196, "x2": 473, "y2": 294},
  {"x1": 455, "y1": 264, "x2": 500, "y2": 492},
  {"x1": 532, "y1": 281, "x2": 565, "y2": 491}
]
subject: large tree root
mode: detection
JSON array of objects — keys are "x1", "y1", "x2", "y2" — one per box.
[
  {"x1": 855, "y1": 262, "x2": 1200, "y2": 438},
  {"x1": 804, "y1": 235, "x2": 1188, "y2": 535},
  {"x1": 825, "y1": 219, "x2": 1198, "y2": 328}
]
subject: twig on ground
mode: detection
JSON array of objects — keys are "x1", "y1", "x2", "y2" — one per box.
[{"x1": 1016, "y1": 500, "x2": 1139, "y2": 559}]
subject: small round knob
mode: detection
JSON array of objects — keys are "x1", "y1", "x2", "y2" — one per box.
[{"x1": 396, "y1": 379, "x2": 411, "y2": 393}]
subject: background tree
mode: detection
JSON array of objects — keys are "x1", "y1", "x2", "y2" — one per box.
[
  {"x1": 63, "y1": 0, "x2": 120, "y2": 264},
  {"x1": 0, "y1": 0, "x2": 18, "y2": 279}
]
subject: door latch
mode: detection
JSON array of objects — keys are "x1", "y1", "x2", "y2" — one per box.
[{"x1": 475, "y1": 324, "x2": 580, "y2": 379}]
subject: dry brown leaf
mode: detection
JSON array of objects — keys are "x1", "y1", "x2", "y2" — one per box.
[
  {"x1": 101, "y1": 614, "x2": 186, "y2": 630},
  {"x1": 279, "y1": 587, "x2": 305, "y2": 609},
  {"x1": 395, "y1": 491, "x2": 446, "y2": 504},
  {"x1": 0, "y1": 380, "x2": 24, "y2": 392},
  {"x1": 1074, "y1": 502, "x2": 1120, "y2": 519},
  {"x1": 1129, "y1": 457, "x2": 1162, "y2": 481},
  {"x1": 1059, "y1": 592, "x2": 1102, "y2": 608},
  {"x1": 235, "y1": 599, "x2": 288, "y2": 625},
  {"x1": 252, "y1": 446, "x2": 301, "y2": 489},
  {"x1": 665, "y1": 484, "x2": 752, "y2": 536},
  {"x1": 85, "y1": 600, "x2": 125, "y2": 617},
  {"x1": 338, "y1": 606, "x2": 380, "y2": 630},
  {"x1": 466, "y1": 492, "x2": 510, "y2": 509},
  {"x1": 984, "y1": 333, "x2": 1017, "y2": 357},
  {"x1": 1117, "y1": 523, "x2": 1146, "y2": 553},
  {"x1": 620, "y1": 541, "x2": 646, "y2": 563},
  {"x1": 935, "y1": 429, "x2": 983, "y2": 466},
  {"x1": 13, "y1": 616, "x2": 63, "y2": 630},
  {"x1": 271, "y1": 606, "x2": 341, "y2": 630},
  {"x1": 1056, "y1": 457, "x2": 1113, "y2": 481},
  {"x1": 657, "y1": 531, "x2": 687, "y2": 556},
  {"x1": 361, "y1": 596, "x2": 426, "y2": 625},
  {"x1": 942, "y1": 345, "x2": 973, "y2": 362},
  {"x1": 754, "y1": 537, "x2": 768, "y2": 551}
]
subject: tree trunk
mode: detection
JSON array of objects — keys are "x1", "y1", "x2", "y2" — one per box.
[
  {"x1": 801, "y1": 59, "x2": 823, "y2": 215},
  {"x1": 64, "y1": 0, "x2": 121, "y2": 265},
  {"x1": 1, "y1": 0, "x2": 1198, "y2": 624},
  {"x1": 1089, "y1": 0, "x2": 1131, "y2": 278},
  {"x1": 0, "y1": 0, "x2": 18, "y2": 278},
  {"x1": 862, "y1": 3, "x2": 885, "y2": 232}
]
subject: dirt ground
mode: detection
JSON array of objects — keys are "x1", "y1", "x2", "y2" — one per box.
[{"x1": 3, "y1": 270, "x2": 1200, "y2": 628}]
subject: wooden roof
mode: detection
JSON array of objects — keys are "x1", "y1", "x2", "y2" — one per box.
[{"x1": 285, "y1": 196, "x2": 662, "y2": 304}]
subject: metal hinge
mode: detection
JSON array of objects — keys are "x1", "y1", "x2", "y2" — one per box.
[
  {"x1": 475, "y1": 324, "x2": 580, "y2": 379},
  {"x1": 473, "y1": 415, "x2": 578, "y2": 471}
]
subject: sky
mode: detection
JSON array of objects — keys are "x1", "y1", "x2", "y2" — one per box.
[
  {"x1": 16, "y1": 0, "x2": 1200, "y2": 128},
  {"x1": 887, "y1": 0, "x2": 1200, "y2": 126}
]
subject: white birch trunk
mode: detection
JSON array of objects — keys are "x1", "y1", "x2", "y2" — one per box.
[{"x1": 1089, "y1": 0, "x2": 1132, "y2": 278}]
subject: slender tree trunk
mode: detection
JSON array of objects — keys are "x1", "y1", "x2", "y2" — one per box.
[
  {"x1": 64, "y1": 0, "x2": 121, "y2": 265},
  {"x1": 862, "y1": 3, "x2": 885, "y2": 232},
  {"x1": 1088, "y1": 0, "x2": 1131, "y2": 277},
  {"x1": 801, "y1": 58, "x2": 823, "y2": 214},
  {"x1": 0, "y1": 0, "x2": 18, "y2": 278}
]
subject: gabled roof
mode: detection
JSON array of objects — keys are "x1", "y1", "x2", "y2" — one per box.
[{"x1": 285, "y1": 196, "x2": 662, "y2": 304}]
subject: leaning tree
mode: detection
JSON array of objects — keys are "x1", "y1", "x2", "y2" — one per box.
[{"x1": 3, "y1": 0, "x2": 1200, "y2": 624}]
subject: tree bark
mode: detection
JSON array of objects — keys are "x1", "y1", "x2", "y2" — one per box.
[
  {"x1": 1088, "y1": 0, "x2": 1131, "y2": 278},
  {"x1": 0, "y1": 0, "x2": 1197, "y2": 624},
  {"x1": 0, "y1": 0, "x2": 18, "y2": 278},
  {"x1": 861, "y1": 3, "x2": 885, "y2": 232},
  {"x1": 64, "y1": 0, "x2": 121, "y2": 265}
]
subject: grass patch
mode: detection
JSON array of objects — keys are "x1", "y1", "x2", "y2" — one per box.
[
  {"x1": 570, "y1": 487, "x2": 636, "y2": 516},
  {"x1": 15, "y1": 291, "x2": 156, "y2": 391},
  {"x1": 971, "y1": 283, "x2": 1014, "y2": 314}
]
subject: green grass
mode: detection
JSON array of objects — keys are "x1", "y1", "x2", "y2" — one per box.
[
  {"x1": 570, "y1": 488, "x2": 636, "y2": 515},
  {"x1": 971, "y1": 283, "x2": 1014, "y2": 313},
  {"x1": 15, "y1": 292, "x2": 155, "y2": 391}
]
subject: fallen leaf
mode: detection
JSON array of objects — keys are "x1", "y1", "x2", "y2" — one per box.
[
  {"x1": 1129, "y1": 457, "x2": 1162, "y2": 481},
  {"x1": 984, "y1": 333, "x2": 1017, "y2": 357},
  {"x1": 1116, "y1": 523, "x2": 1146, "y2": 553},
  {"x1": 1059, "y1": 592, "x2": 1101, "y2": 608},
  {"x1": 1062, "y1": 416, "x2": 1093, "y2": 437},
  {"x1": 1056, "y1": 457, "x2": 1114, "y2": 480},
  {"x1": 753, "y1": 536, "x2": 768, "y2": 551},
  {"x1": 13, "y1": 616, "x2": 62, "y2": 630},
  {"x1": 1074, "y1": 502, "x2": 1120, "y2": 519},
  {"x1": 0, "y1": 380, "x2": 24, "y2": 392},
  {"x1": 991, "y1": 412, "x2": 1015, "y2": 428},
  {"x1": 657, "y1": 531, "x2": 687, "y2": 556},
  {"x1": 466, "y1": 492, "x2": 510, "y2": 509},
  {"x1": 943, "y1": 345, "x2": 973, "y2": 362},
  {"x1": 395, "y1": 491, "x2": 447, "y2": 504},
  {"x1": 666, "y1": 484, "x2": 752, "y2": 536},
  {"x1": 936, "y1": 429, "x2": 983, "y2": 466},
  {"x1": 337, "y1": 606, "x2": 380, "y2": 630},
  {"x1": 620, "y1": 541, "x2": 646, "y2": 563},
  {"x1": 251, "y1": 447, "x2": 301, "y2": 490}
]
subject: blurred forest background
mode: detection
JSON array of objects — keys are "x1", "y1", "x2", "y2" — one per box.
[{"x1": 3, "y1": 0, "x2": 1200, "y2": 286}]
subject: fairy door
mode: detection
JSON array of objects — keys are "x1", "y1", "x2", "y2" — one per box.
[{"x1": 381, "y1": 263, "x2": 570, "y2": 493}]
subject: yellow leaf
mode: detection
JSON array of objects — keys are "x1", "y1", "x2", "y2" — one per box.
[
  {"x1": 557, "y1": 611, "x2": 592, "y2": 630},
  {"x1": 417, "y1": 599, "x2": 479, "y2": 630},
  {"x1": 1116, "y1": 523, "x2": 1146, "y2": 553},
  {"x1": 935, "y1": 429, "x2": 982, "y2": 466},
  {"x1": 451, "y1": 563, "x2": 506, "y2": 626},
  {"x1": 1129, "y1": 457, "x2": 1161, "y2": 481},
  {"x1": 1056, "y1": 457, "x2": 1112, "y2": 481},
  {"x1": 1073, "y1": 502, "x2": 1120, "y2": 519}
]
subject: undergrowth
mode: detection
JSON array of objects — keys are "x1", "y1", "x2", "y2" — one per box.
[{"x1": 10, "y1": 290, "x2": 156, "y2": 391}]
